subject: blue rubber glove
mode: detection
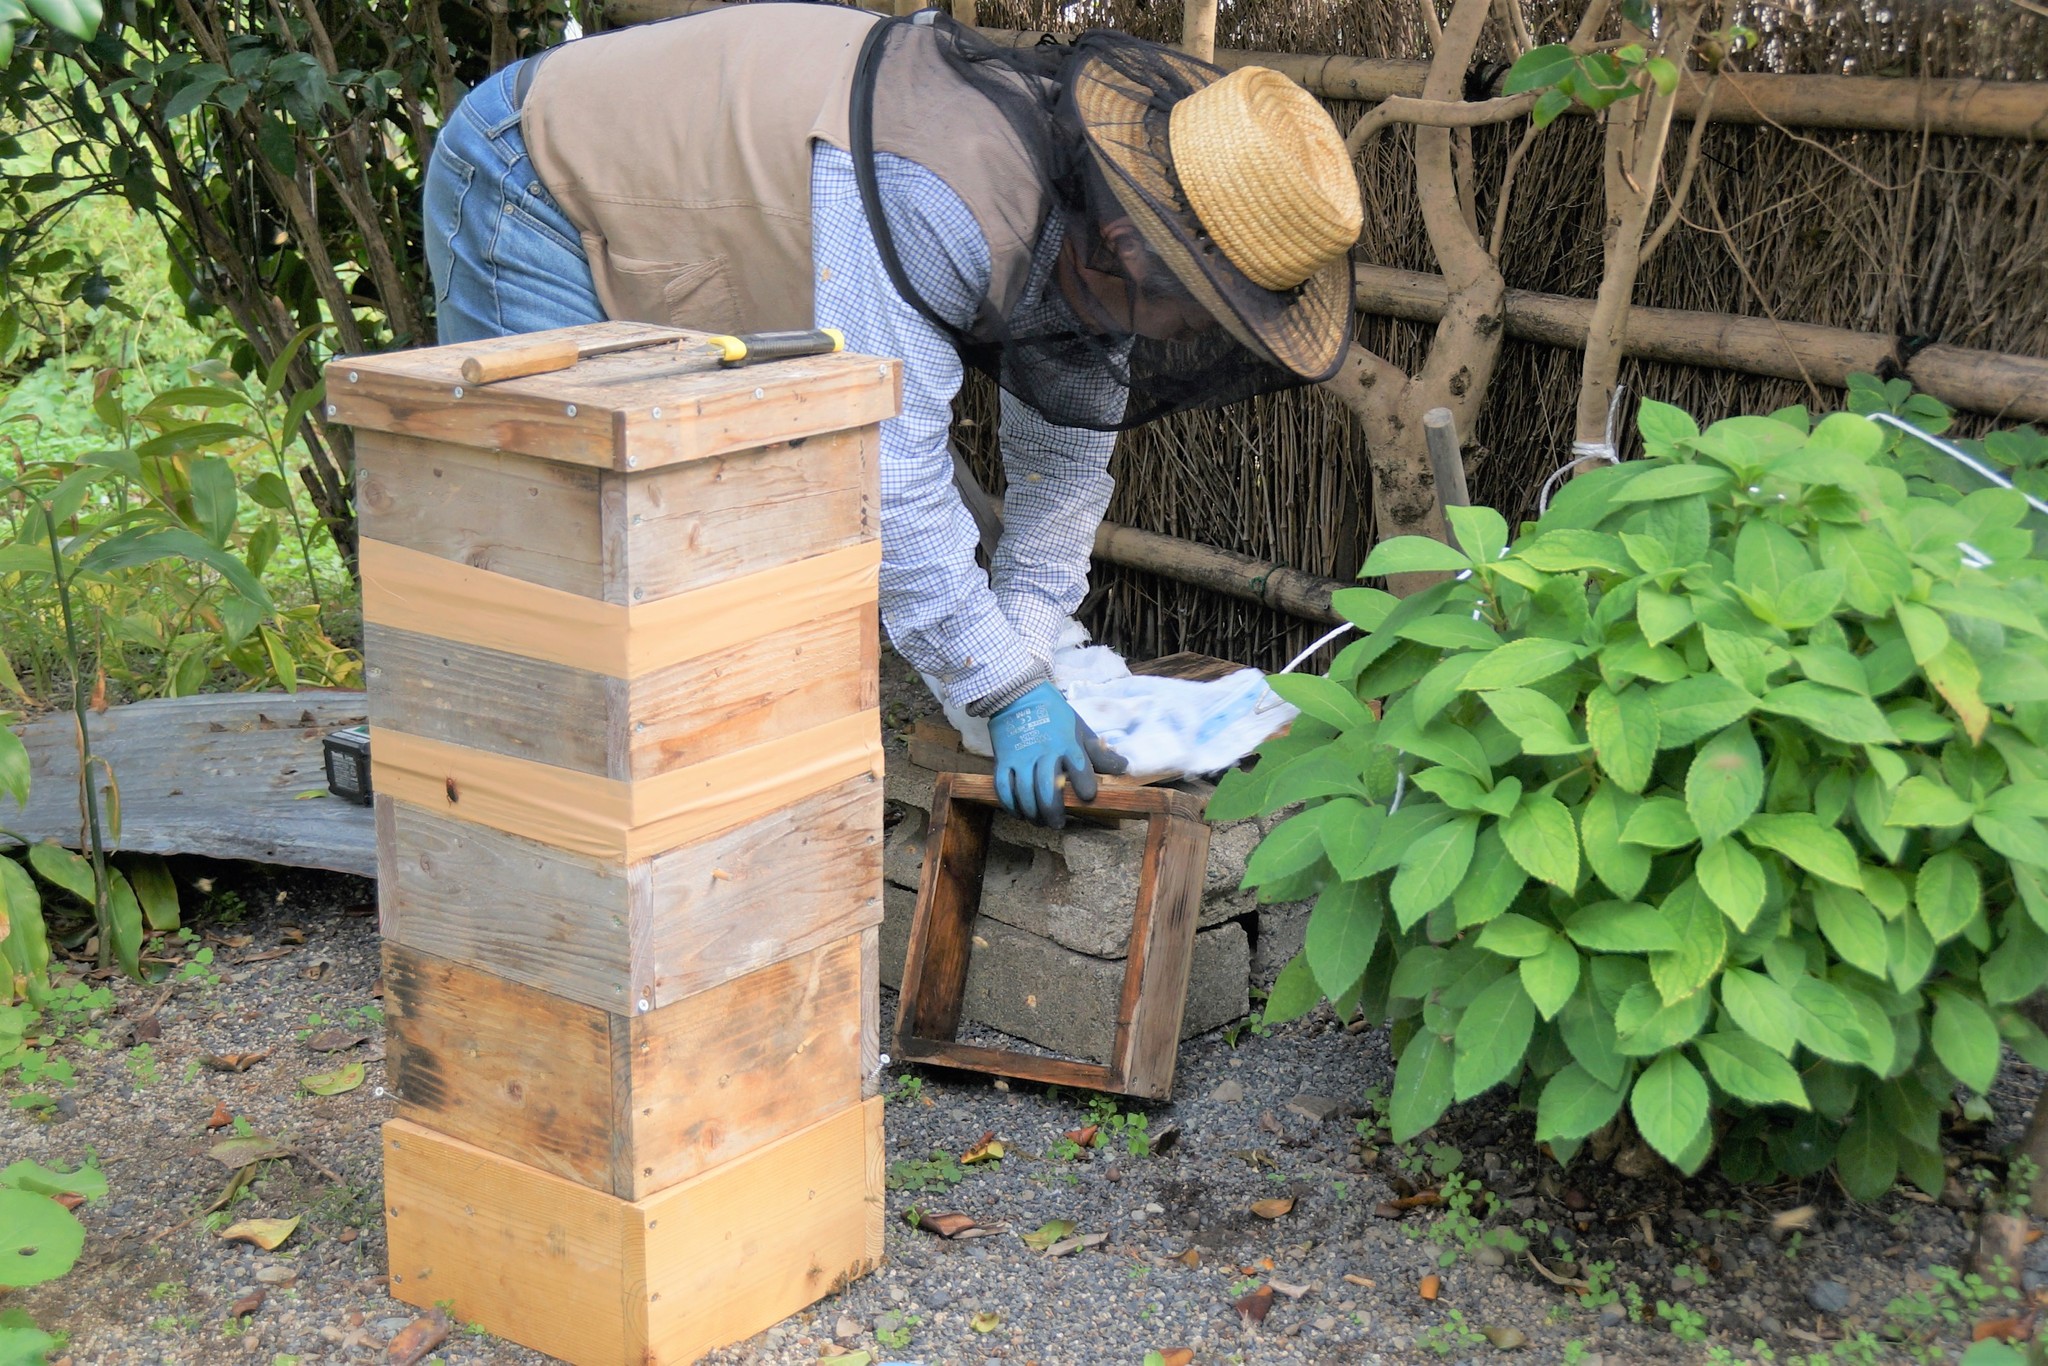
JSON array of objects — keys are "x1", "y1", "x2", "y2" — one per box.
[{"x1": 988, "y1": 682, "x2": 1127, "y2": 829}]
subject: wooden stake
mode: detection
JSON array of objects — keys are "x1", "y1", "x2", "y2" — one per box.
[
  {"x1": 1180, "y1": 0, "x2": 1217, "y2": 63},
  {"x1": 1423, "y1": 408, "x2": 1470, "y2": 512}
]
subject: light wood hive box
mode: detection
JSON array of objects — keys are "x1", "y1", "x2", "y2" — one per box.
[{"x1": 327, "y1": 322, "x2": 900, "y2": 1365}]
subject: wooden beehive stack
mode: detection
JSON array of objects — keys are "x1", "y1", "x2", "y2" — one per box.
[{"x1": 326, "y1": 322, "x2": 901, "y2": 1366}]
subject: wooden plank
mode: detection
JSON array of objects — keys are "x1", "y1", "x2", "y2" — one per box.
[
  {"x1": 860, "y1": 924, "x2": 881, "y2": 1099},
  {"x1": 893, "y1": 774, "x2": 991, "y2": 1047},
  {"x1": 367, "y1": 606, "x2": 872, "y2": 782},
  {"x1": 893, "y1": 1037, "x2": 1112, "y2": 1092},
  {"x1": 364, "y1": 624, "x2": 613, "y2": 776},
  {"x1": 604, "y1": 426, "x2": 876, "y2": 603},
  {"x1": 356, "y1": 432, "x2": 606, "y2": 596},
  {"x1": 384, "y1": 1099, "x2": 882, "y2": 1365},
  {"x1": 329, "y1": 328, "x2": 901, "y2": 472},
  {"x1": 371, "y1": 711, "x2": 881, "y2": 862},
  {"x1": 376, "y1": 796, "x2": 641, "y2": 1010},
  {"x1": 1112, "y1": 811, "x2": 1210, "y2": 1100},
  {"x1": 941, "y1": 771, "x2": 1207, "y2": 824},
  {"x1": 3, "y1": 692, "x2": 374, "y2": 877},
  {"x1": 360, "y1": 537, "x2": 878, "y2": 679},
  {"x1": 625, "y1": 935, "x2": 864, "y2": 1198},
  {"x1": 636, "y1": 773, "x2": 882, "y2": 1010},
  {"x1": 386, "y1": 938, "x2": 863, "y2": 1199},
  {"x1": 379, "y1": 774, "x2": 881, "y2": 1014}
]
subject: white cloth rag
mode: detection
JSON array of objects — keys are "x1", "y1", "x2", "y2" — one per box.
[{"x1": 924, "y1": 620, "x2": 1298, "y2": 777}]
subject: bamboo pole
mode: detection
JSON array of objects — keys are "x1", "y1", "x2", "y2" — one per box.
[
  {"x1": 1355, "y1": 264, "x2": 2048, "y2": 423},
  {"x1": 1180, "y1": 0, "x2": 1217, "y2": 63},
  {"x1": 1423, "y1": 408, "x2": 1471, "y2": 510}
]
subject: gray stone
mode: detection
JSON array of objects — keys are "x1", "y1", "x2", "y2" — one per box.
[
  {"x1": 1252, "y1": 899, "x2": 1313, "y2": 984},
  {"x1": 879, "y1": 885, "x2": 1249, "y2": 1062},
  {"x1": 1286, "y1": 1093, "x2": 1343, "y2": 1123},
  {"x1": 1474, "y1": 1244, "x2": 1506, "y2": 1267},
  {"x1": 1314, "y1": 1316, "x2": 1337, "y2": 1332},
  {"x1": 1210, "y1": 1079, "x2": 1246, "y2": 1104},
  {"x1": 1807, "y1": 1280, "x2": 1851, "y2": 1316},
  {"x1": 1598, "y1": 1304, "x2": 1627, "y2": 1328}
]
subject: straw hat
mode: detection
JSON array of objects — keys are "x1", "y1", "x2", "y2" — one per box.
[{"x1": 1072, "y1": 53, "x2": 1362, "y2": 380}]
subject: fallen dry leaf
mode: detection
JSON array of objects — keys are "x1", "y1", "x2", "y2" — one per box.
[
  {"x1": 205, "y1": 932, "x2": 253, "y2": 949},
  {"x1": 205, "y1": 1102, "x2": 232, "y2": 1131},
  {"x1": 1064, "y1": 1124, "x2": 1100, "y2": 1148},
  {"x1": 1250, "y1": 1197, "x2": 1295, "y2": 1220},
  {"x1": 834, "y1": 1315, "x2": 861, "y2": 1340},
  {"x1": 1269, "y1": 1281, "x2": 1309, "y2": 1299},
  {"x1": 229, "y1": 1289, "x2": 265, "y2": 1318},
  {"x1": 1022, "y1": 1219, "x2": 1076, "y2": 1251},
  {"x1": 913, "y1": 1211, "x2": 981, "y2": 1239},
  {"x1": 386, "y1": 1308, "x2": 453, "y2": 1366},
  {"x1": 52, "y1": 1193, "x2": 84, "y2": 1211},
  {"x1": 206, "y1": 1135, "x2": 291, "y2": 1168},
  {"x1": 960, "y1": 1134, "x2": 1006, "y2": 1165},
  {"x1": 302, "y1": 960, "x2": 329, "y2": 981},
  {"x1": 89, "y1": 669, "x2": 106, "y2": 713},
  {"x1": 1974, "y1": 1315, "x2": 2034, "y2": 1342},
  {"x1": 200, "y1": 1050, "x2": 270, "y2": 1073},
  {"x1": 1374, "y1": 1189, "x2": 1443, "y2": 1219},
  {"x1": 1150, "y1": 1123, "x2": 1181, "y2": 1155},
  {"x1": 280, "y1": 927, "x2": 307, "y2": 945},
  {"x1": 337, "y1": 1227, "x2": 359, "y2": 1244},
  {"x1": 301, "y1": 1062, "x2": 366, "y2": 1096},
  {"x1": 1771, "y1": 1204, "x2": 1818, "y2": 1234},
  {"x1": 1343, "y1": 1273, "x2": 1376, "y2": 1289},
  {"x1": 969, "y1": 1310, "x2": 1002, "y2": 1333},
  {"x1": 1235, "y1": 1284, "x2": 1274, "y2": 1325},
  {"x1": 233, "y1": 947, "x2": 296, "y2": 965},
  {"x1": 1150, "y1": 1350, "x2": 1195, "y2": 1366},
  {"x1": 1419, "y1": 1273, "x2": 1442, "y2": 1301},
  {"x1": 219, "y1": 1216, "x2": 299, "y2": 1250},
  {"x1": 1175, "y1": 1248, "x2": 1202, "y2": 1269},
  {"x1": 1044, "y1": 1231, "x2": 1108, "y2": 1258},
  {"x1": 131, "y1": 1014, "x2": 162, "y2": 1042},
  {"x1": 1481, "y1": 1325, "x2": 1529, "y2": 1349},
  {"x1": 1229, "y1": 1148, "x2": 1277, "y2": 1170}
]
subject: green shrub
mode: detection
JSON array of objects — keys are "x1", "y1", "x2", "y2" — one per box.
[{"x1": 1220, "y1": 395, "x2": 2048, "y2": 1198}]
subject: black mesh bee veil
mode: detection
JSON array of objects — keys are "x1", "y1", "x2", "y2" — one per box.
[{"x1": 849, "y1": 11, "x2": 1356, "y2": 433}]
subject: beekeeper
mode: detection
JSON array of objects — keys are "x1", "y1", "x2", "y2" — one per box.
[{"x1": 423, "y1": 4, "x2": 1363, "y2": 828}]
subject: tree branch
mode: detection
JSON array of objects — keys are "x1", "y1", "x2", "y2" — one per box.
[
  {"x1": 1345, "y1": 91, "x2": 1539, "y2": 155},
  {"x1": 1640, "y1": 67, "x2": 1721, "y2": 264}
]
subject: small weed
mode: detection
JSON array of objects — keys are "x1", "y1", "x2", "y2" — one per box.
[
  {"x1": 875, "y1": 1311, "x2": 921, "y2": 1350},
  {"x1": 886, "y1": 1074, "x2": 925, "y2": 1105},
  {"x1": 125, "y1": 1043, "x2": 159, "y2": 1085},
  {"x1": 885, "y1": 1152, "x2": 962, "y2": 1192},
  {"x1": 1656, "y1": 1300, "x2": 1706, "y2": 1343},
  {"x1": 1228, "y1": 1275, "x2": 1261, "y2": 1298},
  {"x1": 1417, "y1": 1309, "x2": 1486, "y2": 1357},
  {"x1": 1561, "y1": 1342, "x2": 1591, "y2": 1366},
  {"x1": 1673, "y1": 1261, "x2": 1710, "y2": 1289}
]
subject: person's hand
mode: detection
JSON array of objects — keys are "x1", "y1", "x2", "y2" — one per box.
[{"x1": 988, "y1": 682, "x2": 1127, "y2": 828}]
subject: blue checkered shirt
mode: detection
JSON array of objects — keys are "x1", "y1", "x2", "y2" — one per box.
[{"x1": 811, "y1": 144, "x2": 1126, "y2": 717}]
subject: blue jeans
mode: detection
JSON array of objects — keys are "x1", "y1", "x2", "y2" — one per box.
[{"x1": 423, "y1": 59, "x2": 606, "y2": 344}]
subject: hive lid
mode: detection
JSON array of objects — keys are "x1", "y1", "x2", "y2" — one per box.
[{"x1": 326, "y1": 322, "x2": 902, "y2": 472}]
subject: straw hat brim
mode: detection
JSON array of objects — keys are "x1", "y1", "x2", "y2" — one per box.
[{"x1": 1070, "y1": 49, "x2": 1354, "y2": 383}]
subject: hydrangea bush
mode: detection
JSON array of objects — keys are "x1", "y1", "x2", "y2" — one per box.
[{"x1": 1216, "y1": 396, "x2": 2048, "y2": 1196}]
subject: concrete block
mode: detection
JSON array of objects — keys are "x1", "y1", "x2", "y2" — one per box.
[
  {"x1": 1253, "y1": 898, "x2": 1313, "y2": 985},
  {"x1": 880, "y1": 886, "x2": 1249, "y2": 1064}
]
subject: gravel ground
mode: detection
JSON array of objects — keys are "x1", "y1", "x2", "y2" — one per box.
[{"x1": 9, "y1": 863, "x2": 2043, "y2": 1366}]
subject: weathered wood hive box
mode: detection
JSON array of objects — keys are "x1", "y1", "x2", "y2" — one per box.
[{"x1": 327, "y1": 322, "x2": 900, "y2": 1366}]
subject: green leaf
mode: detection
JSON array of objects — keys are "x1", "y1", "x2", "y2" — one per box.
[
  {"x1": 1331, "y1": 587, "x2": 1398, "y2": 631},
  {"x1": 1561, "y1": 974, "x2": 1627, "y2": 1087},
  {"x1": 1755, "y1": 681, "x2": 1897, "y2": 745},
  {"x1": 1266, "y1": 674, "x2": 1374, "y2": 732},
  {"x1": 26, "y1": 843, "x2": 93, "y2": 903},
  {"x1": 1734, "y1": 520, "x2": 1814, "y2": 598},
  {"x1": 120, "y1": 854, "x2": 180, "y2": 932},
  {"x1": 1792, "y1": 645, "x2": 1869, "y2": 696},
  {"x1": 1501, "y1": 792, "x2": 1578, "y2": 892},
  {"x1": 1244, "y1": 805, "x2": 1332, "y2": 887},
  {"x1": 75, "y1": 527, "x2": 273, "y2": 613},
  {"x1": 1741, "y1": 813, "x2": 1862, "y2": 888},
  {"x1": 1615, "y1": 464, "x2": 1730, "y2": 503},
  {"x1": 1520, "y1": 934, "x2": 1580, "y2": 1020},
  {"x1": 1536, "y1": 1064, "x2": 1627, "y2": 1144},
  {"x1": 1476, "y1": 913, "x2": 1554, "y2": 958},
  {"x1": 1980, "y1": 913, "x2": 2048, "y2": 1007},
  {"x1": 189, "y1": 454, "x2": 239, "y2": 547},
  {"x1": 1516, "y1": 529, "x2": 1631, "y2": 574},
  {"x1": 1396, "y1": 616, "x2": 1503, "y2": 651},
  {"x1": 1565, "y1": 900, "x2": 1678, "y2": 953},
  {"x1": 1695, "y1": 1033, "x2": 1809, "y2": 1110},
  {"x1": 1615, "y1": 981, "x2": 1712, "y2": 1056},
  {"x1": 1696, "y1": 838, "x2": 1766, "y2": 931},
  {"x1": 1818, "y1": 524, "x2": 1913, "y2": 616},
  {"x1": 0, "y1": 1160, "x2": 105, "y2": 1201},
  {"x1": 1390, "y1": 815, "x2": 1479, "y2": 930},
  {"x1": 1446, "y1": 505, "x2": 1508, "y2": 564},
  {"x1": 1975, "y1": 811, "x2": 2048, "y2": 868},
  {"x1": 1884, "y1": 776, "x2": 1975, "y2": 828},
  {"x1": 1791, "y1": 976, "x2": 1875, "y2": 1067},
  {"x1": 1886, "y1": 909, "x2": 1937, "y2": 994},
  {"x1": 1305, "y1": 880, "x2": 1381, "y2": 1000},
  {"x1": 108, "y1": 869, "x2": 143, "y2": 979},
  {"x1": 1930, "y1": 988, "x2": 2000, "y2": 1095},
  {"x1": 1686, "y1": 724, "x2": 1764, "y2": 845},
  {"x1": 26, "y1": 0, "x2": 102, "y2": 41},
  {"x1": 1389, "y1": 1027, "x2": 1454, "y2": 1142},
  {"x1": 1531, "y1": 85, "x2": 1572, "y2": 128},
  {"x1": 1631, "y1": 1051, "x2": 1712, "y2": 1172},
  {"x1": 1453, "y1": 974, "x2": 1535, "y2": 1101},
  {"x1": 1637, "y1": 398, "x2": 1700, "y2": 452},
  {"x1": 1450, "y1": 824, "x2": 1525, "y2": 929},
  {"x1": 1481, "y1": 688, "x2": 1585, "y2": 755},
  {"x1": 1644, "y1": 55, "x2": 1679, "y2": 95},
  {"x1": 0, "y1": 1189, "x2": 84, "y2": 1288},
  {"x1": 1636, "y1": 586, "x2": 1694, "y2": 647},
  {"x1": 301, "y1": 1062, "x2": 366, "y2": 1096},
  {"x1": 1650, "y1": 675, "x2": 1757, "y2": 749},
  {"x1": 1363, "y1": 536, "x2": 1471, "y2": 578},
  {"x1": 1649, "y1": 879, "x2": 1725, "y2": 1007},
  {"x1": 1897, "y1": 601, "x2": 1951, "y2": 666},
  {"x1": 1914, "y1": 849, "x2": 1981, "y2": 944},
  {"x1": 1834, "y1": 1113, "x2": 1897, "y2": 1202},
  {"x1": 1502, "y1": 42, "x2": 1576, "y2": 93},
  {"x1": 1460, "y1": 638, "x2": 1588, "y2": 691},
  {"x1": 1701, "y1": 627, "x2": 1778, "y2": 697},
  {"x1": 0, "y1": 729, "x2": 27, "y2": 809},
  {"x1": 1762, "y1": 569, "x2": 1846, "y2": 630},
  {"x1": 1812, "y1": 884, "x2": 1888, "y2": 980},
  {"x1": 1720, "y1": 968, "x2": 1800, "y2": 1057},
  {"x1": 1262, "y1": 953, "x2": 1323, "y2": 1025},
  {"x1": 1586, "y1": 685, "x2": 1658, "y2": 793},
  {"x1": 1581, "y1": 785, "x2": 1649, "y2": 899},
  {"x1": 1622, "y1": 796, "x2": 1696, "y2": 850}
]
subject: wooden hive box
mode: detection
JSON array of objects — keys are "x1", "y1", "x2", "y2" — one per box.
[{"x1": 329, "y1": 323, "x2": 900, "y2": 1363}]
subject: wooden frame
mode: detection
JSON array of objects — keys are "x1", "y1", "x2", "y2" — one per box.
[{"x1": 892, "y1": 772, "x2": 1211, "y2": 1100}]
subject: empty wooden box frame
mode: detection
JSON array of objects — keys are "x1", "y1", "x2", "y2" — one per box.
[{"x1": 893, "y1": 772, "x2": 1212, "y2": 1099}]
